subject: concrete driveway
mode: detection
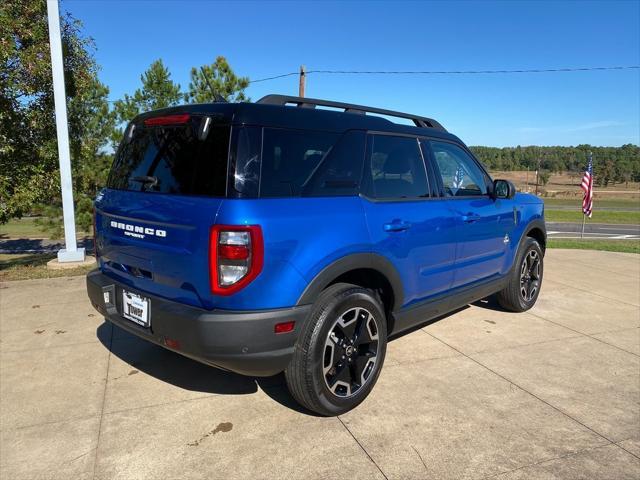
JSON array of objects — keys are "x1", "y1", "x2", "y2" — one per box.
[{"x1": 1, "y1": 249, "x2": 638, "y2": 480}]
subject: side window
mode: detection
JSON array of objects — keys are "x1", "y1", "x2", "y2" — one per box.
[
  {"x1": 301, "y1": 130, "x2": 365, "y2": 197},
  {"x1": 366, "y1": 135, "x2": 429, "y2": 199},
  {"x1": 430, "y1": 141, "x2": 489, "y2": 197},
  {"x1": 228, "y1": 126, "x2": 261, "y2": 197},
  {"x1": 260, "y1": 128, "x2": 339, "y2": 197}
]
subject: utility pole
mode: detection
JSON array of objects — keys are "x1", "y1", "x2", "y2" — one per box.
[
  {"x1": 298, "y1": 65, "x2": 306, "y2": 98},
  {"x1": 47, "y1": 0, "x2": 85, "y2": 263}
]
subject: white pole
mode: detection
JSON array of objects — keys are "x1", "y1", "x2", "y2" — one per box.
[{"x1": 47, "y1": 0, "x2": 85, "y2": 262}]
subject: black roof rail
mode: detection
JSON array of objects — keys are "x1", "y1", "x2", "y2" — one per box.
[{"x1": 257, "y1": 94, "x2": 446, "y2": 132}]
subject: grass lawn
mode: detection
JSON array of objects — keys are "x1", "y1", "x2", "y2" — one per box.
[
  {"x1": 0, "y1": 253, "x2": 95, "y2": 281},
  {"x1": 548, "y1": 238, "x2": 640, "y2": 254},
  {"x1": 0, "y1": 217, "x2": 89, "y2": 239},
  {"x1": 0, "y1": 217, "x2": 46, "y2": 238},
  {"x1": 544, "y1": 197, "x2": 640, "y2": 210},
  {"x1": 545, "y1": 209, "x2": 640, "y2": 224}
]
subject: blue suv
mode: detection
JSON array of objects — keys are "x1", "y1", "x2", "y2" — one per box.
[{"x1": 87, "y1": 95, "x2": 546, "y2": 415}]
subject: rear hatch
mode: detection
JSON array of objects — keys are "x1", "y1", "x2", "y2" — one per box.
[{"x1": 95, "y1": 110, "x2": 231, "y2": 309}]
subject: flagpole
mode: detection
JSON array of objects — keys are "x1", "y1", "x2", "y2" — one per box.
[{"x1": 581, "y1": 212, "x2": 586, "y2": 239}]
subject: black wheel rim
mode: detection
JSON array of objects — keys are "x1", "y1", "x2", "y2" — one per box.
[
  {"x1": 520, "y1": 249, "x2": 541, "y2": 302},
  {"x1": 323, "y1": 307, "x2": 379, "y2": 398}
]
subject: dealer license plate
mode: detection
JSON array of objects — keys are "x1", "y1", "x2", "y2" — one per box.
[{"x1": 122, "y1": 290, "x2": 150, "y2": 327}]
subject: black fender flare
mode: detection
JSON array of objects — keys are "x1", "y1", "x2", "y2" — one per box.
[
  {"x1": 296, "y1": 253, "x2": 404, "y2": 311},
  {"x1": 522, "y1": 218, "x2": 547, "y2": 250}
]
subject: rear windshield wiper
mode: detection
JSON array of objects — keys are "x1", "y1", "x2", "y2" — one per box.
[{"x1": 131, "y1": 175, "x2": 158, "y2": 189}]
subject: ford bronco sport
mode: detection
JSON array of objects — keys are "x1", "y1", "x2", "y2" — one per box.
[{"x1": 87, "y1": 95, "x2": 546, "y2": 416}]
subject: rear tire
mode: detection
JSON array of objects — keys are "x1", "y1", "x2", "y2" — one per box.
[
  {"x1": 285, "y1": 283, "x2": 387, "y2": 416},
  {"x1": 497, "y1": 237, "x2": 544, "y2": 312}
]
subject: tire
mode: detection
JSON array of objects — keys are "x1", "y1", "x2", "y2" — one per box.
[
  {"x1": 285, "y1": 283, "x2": 387, "y2": 416},
  {"x1": 497, "y1": 237, "x2": 544, "y2": 312}
]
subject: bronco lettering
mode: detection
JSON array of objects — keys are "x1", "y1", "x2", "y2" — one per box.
[{"x1": 110, "y1": 220, "x2": 166, "y2": 238}]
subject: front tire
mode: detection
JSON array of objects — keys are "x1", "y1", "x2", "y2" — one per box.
[
  {"x1": 497, "y1": 237, "x2": 544, "y2": 312},
  {"x1": 285, "y1": 283, "x2": 387, "y2": 416}
]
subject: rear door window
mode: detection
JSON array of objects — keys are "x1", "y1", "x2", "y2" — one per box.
[
  {"x1": 108, "y1": 116, "x2": 230, "y2": 197},
  {"x1": 364, "y1": 134, "x2": 430, "y2": 199}
]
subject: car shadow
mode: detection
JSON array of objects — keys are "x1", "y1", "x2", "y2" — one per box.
[
  {"x1": 0, "y1": 236, "x2": 94, "y2": 254},
  {"x1": 96, "y1": 322, "x2": 320, "y2": 416},
  {"x1": 471, "y1": 294, "x2": 510, "y2": 312},
  {"x1": 96, "y1": 295, "x2": 502, "y2": 416},
  {"x1": 387, "y1": 305, "x2": 470, "y2": 341}
]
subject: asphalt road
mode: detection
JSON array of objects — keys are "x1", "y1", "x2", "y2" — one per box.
[{"x1": 547, "y1": 222, "x2": 640, "y2": 239}]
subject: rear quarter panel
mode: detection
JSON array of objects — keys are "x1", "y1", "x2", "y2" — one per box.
[{"x1": 214, "y1": 197, "x2": 371, "y2": 310}]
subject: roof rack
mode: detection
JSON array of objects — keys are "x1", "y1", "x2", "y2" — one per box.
[{"x1": 257, "y1": 94, "x2": 446, "y2": 132}]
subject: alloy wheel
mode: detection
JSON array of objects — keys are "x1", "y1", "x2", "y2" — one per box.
[
  {"x1": 520, "y1": 249, "x2": 541, "y2": 302},
  {"x1": 322, "y1": 307, "x2": 379, "y2": 398}
]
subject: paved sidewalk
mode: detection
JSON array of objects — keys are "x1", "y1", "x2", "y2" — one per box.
[{"x1": 0, "y1": 250, "x2": 638, "y2": 479}]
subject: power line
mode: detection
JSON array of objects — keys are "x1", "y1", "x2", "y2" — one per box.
[
  {"x1": 249, "y1": 72, "x2": 300, "y2": 83},
  {"x1": 248, "y1": 65, "x2": 640, "y2": 83},
  {"x1": 104, "y1": 65, "x2": 639, "y2": 102}
]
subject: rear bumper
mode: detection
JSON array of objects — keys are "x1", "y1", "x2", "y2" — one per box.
[{"x1": 86, "y1": 269, "x2": 310, "y2": 376}]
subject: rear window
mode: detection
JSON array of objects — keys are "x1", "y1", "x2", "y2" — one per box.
[
  {"x1": 229, "y1": 127, "x2": 365, "y2": 198},
  {"x1": 108, "y1": 115, "x2": 230, "y2": 197}
]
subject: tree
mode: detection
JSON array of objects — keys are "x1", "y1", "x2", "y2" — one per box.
[
  {"x1": 469, "y1": 145, "x2": 639, "y2": 183},
  {"x1": 0, "y1": 0, "x2": 113, "y2": 224},
  {"x1": 185, "y1": 56, "x2": 249, "y2": 103},
  {"x1": 538, "y1": 170, "x2": 551, "y2": 186},
  {"x1": 113, "y1": 59, "x2": 181, "y2": 127}
]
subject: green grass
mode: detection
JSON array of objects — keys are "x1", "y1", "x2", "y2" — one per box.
[
  {"x1": 545, "y1": 209, "x2": 640, "y2": 224},
  {"x1": 0, "y1": 217, "x2": 46, "y2": 238},
  {"x1": 544, "y1": 198, "x2": 640, "y2": 210},
  {"x1": 0, "y1": 253, "x2": 95, "y2": 281},
  {"x1": 0, "y1": 217, "x2": 89, "y2": 239},
  {"x1": 548, "y1": 238, "x2": 640, "y2": 254}
]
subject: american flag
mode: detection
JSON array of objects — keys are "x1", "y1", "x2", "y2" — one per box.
[{"x1": 581, "y1": 153, "x2": 594, "y2": 218}]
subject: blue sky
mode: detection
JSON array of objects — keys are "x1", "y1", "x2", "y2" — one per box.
[{"x1": 64, "y1": 0, "x2": 639, "y2": 147}]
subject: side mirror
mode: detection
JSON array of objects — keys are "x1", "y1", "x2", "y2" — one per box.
[{"x1": 492, "y1": 179, "x2": 516, "y2": 199}]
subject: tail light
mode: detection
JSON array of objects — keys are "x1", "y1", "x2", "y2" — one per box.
[{"x1": 209, "y1": 225, "x2": 263, "y2": 295}]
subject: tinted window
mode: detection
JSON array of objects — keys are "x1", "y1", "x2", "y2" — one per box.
[
  {"x1": 301, "y1": 130, "x2": 365, "y2": 196},
  {"x1": 366, "y1": 135, "x2": 429, "y2": 199},
  {"x1": 228, "y1": 126, "x2": 261, "y2": 197},
  {"x1": 260, "y1": 128, "x2": 339, "y2": 197},
  {"x1": 430, "y1": 141, "x2": 489, "y2": 197},
  {"x1": 108, "y1": 118, "x2": 229, "y2": 197}
]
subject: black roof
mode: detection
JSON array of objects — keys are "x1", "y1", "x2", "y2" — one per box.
[{"x1": 135, "y1": 95, "x2": 460, "y2": 143}]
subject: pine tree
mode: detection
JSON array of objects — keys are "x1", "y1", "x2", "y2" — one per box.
[{"x1": 185, "y1": 56, "x2": 249, "y2": 103}]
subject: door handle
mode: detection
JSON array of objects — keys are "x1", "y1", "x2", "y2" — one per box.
[
  {"x1": 384, "y1": 221, "x2": 412, "y2": 232},
  {"x1": 461, "y1": 213, "x2": 481, "y2": 223}
]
